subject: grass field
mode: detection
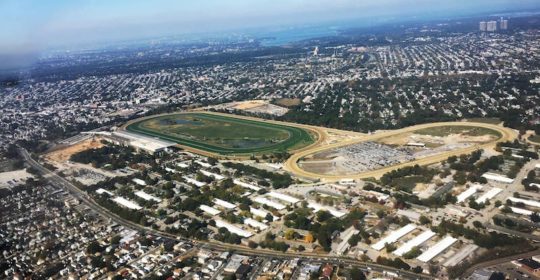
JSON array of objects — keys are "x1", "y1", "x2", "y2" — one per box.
[
  {"x1": 530, "y1": 135, "x2": 540, "y2": 144},
  {"x1": 414, "y1": 125, "x2": 502, "y2": 138},
  {"x1": 465, "y1": 118, "x2": 502, "y2": 125},
  {"x1": 126, "y1": 112, "x2": 315, "y2": 155}
]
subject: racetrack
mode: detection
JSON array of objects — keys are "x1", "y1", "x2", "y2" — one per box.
[
  {"x1": 123, "y1": 111, "x2": 327, "y2": 159},
  {"x1": 283, "y1": 121, "x2": 517, "y2": 182}
]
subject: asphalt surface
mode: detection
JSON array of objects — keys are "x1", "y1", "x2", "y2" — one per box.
[
  {"x1": 19, "y1": 147, "x2": 435, "y2": 280},
  {"x1": 283, "y1": 121, "x2": 517, "y2": 181}
]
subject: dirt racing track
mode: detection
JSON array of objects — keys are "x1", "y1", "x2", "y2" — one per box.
[
  {"x1": 283, "y1": 121, "x2": 517, "y2": 182},
  {"x1": 122, "y1": 111, "x2": 329, "y2": 159}
]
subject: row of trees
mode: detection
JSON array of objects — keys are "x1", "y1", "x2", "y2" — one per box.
[{"x1": 222, "y1": 162, "x2": 293, "y2": 188}]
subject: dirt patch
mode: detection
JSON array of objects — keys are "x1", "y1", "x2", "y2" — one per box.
[
  {"x1": 233, "y1": 100, "x2": 266, "y2": 110},
  {"x1": 45, "y1": 138, "x2": 104, "y2": 163},
  {"x1": 274, "y1": 98, "x2": 301, "y2": 107}
]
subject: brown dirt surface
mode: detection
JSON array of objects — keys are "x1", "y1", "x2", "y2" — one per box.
[
  {"x1": 274, "y1": 98, "x2": 301, "y2": 107},
  {"x1": 232, "y1": 100, "x2": 266, "y2": 110},
  {"x1": 45, "y1": 138, "x2": 104, "y2": 162}
]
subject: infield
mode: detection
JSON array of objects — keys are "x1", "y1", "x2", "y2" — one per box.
[{"x1": 125, "y1": 112, "x2": 316, "y2": 155}]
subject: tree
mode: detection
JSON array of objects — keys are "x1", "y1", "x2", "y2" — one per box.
[
  {"x1": 86, "y1": 241, "x2": 103, "y2": 254},
  {"x1": 419, "y1": 215, "x2": 431, "y2": 225},
  {"x1": 349, "y1": 268, "x2": 366, "y2": 280},
  {"x1": 473, "y1": 221, "x2": 484, "y2": 229}
]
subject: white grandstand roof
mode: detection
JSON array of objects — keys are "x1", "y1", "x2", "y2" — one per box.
[
  {"x1": 394, "y1": 230, "x2": 436, "y2": 257},
  {"x1": 215, "y1": 220, "x2": 253, "y2": 238},
  {"x1": 482, "y1": 173, "x2": 514, "y2": 184},
  {"x1": 201, "y1": 170, "x2": 225, "y2": 180},
  {"x1": 253, "y1": 197, "x2": 286, "y2": 210},
  {"x1": 475, "y1": 188, "x2": 502, "y2": 204},
  {"x1": 372, "y1": 224, "x2": 417, "y2": 251},
  {"x1": 200, "y1": 205, "x2": 221, "y2": 216},
  {"x1": 213, "y1": 198, "x2": 237, "y2": 209},
  {"x1": 113, "y1": 197, "x2": 142, "y2": 210},
  {"x1": 508, "y1": 197, "x2": 540, "y2": 208},
  {"x1": 307, "y1": 202, "x2": 347, "y2": 218},
  {"x1": 244, "y1": 218, "x2": 268, "y2": 231},
  {"x1": 417, "y1": 236, "x2": 457, "y2": 262},
  {"x1": 457, "y1": 184, "x2": 483, "y2": 203},
  {"x1": 233, "y1": 179, "x2": 261, "y2": 191},
  {"x1": 135, "y1": 191, "x2": 162, "y2": 202},
  {"x1": 268, "y1": 192, "x2": 301, "y2": 204}
]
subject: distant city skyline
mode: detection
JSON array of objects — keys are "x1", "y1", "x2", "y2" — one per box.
[{"x1": 1, "y1": 0, "x2": 540, "y2": 56}]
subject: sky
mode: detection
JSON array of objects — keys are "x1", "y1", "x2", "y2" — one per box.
[{"x1": 1, "y1": 0, "x2": 539, "y2": 61}]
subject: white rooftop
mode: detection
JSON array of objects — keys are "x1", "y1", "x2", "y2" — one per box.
[
  {"x1": 213, "y1": 198, "x2": 237, "y2": 209},
  {"x1": 96, "y1": 188, "x2": 114, "y2": 196},
  {"x1": 307, "y1": 202, "x2": 347, "y2": 218},
  {"x1": 417, "y1": 236, "x2": 457, "y2": 262},
  {"x1": 253, "y1": 197, "x2": 286, "y2": 210},
  {"x1": 215, "y1": 219, "x2": 253, "y2": 238},
  {"x1": 268, "y1": 191, "x2": 301, "y2": 204},
  {"x1": 394, "y1": 230, "x2": 436, "y2": 257},
  {"x1": 201, "y1": 170, "x2": 225, "y2": 180},
  {"x1": 508, "y1": 197, "x2": 540, "y2": 208},
  {"x1": 113, "y1": 197, "x2": 142, "y2": 210},
  {"x1": 372, "y1": 224, "x2": 417, "y2": 251},
  {"x1": 233, "y1": 179, "x2": 261, "y2": 191},
  {"x1": 183, "y1": 176, "x2": 207, "y2": 187},
  {"x1": 482, "y1": 173, "x2": 514, "y2": 184},
  {"x1": 132, "y1": 178, "x2": 147, "y2": 186},
  {"x1": 244, "y1": 218, "x2": 268, "y2": 231},
  {"x1": 457, "y1": 184, "x2": 483, "y2": 203},
  {"x1": 475, "y1": 188, "x2": 502, "y2": 204},
  {"x1": 200, "y1": 205, "x2": 221, "y2": 216},
  {"x1": 135, "y1": 191, "x2": 162, "y2": 202}
]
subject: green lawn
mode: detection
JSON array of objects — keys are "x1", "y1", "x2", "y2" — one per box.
[
  {"x1": 415, "y1": 126, "x2": 501, "y2": 138},
  {"x1": 126, "y1": 113, "x2": 315, "y2": 155},
  {"x1": 465, "y1": 118, "x2": 502, "y2": 125},
  {"x1": 529, "y1": 134, "x2": 540, "y2": 144}
]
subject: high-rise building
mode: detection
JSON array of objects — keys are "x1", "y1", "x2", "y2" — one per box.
[
  {"x1": 487, "y1": 21, "x2": 497, "y2": 32},
  {"x1": 479, "y1": 21, "x2": 487, "y2": 32},
  {"x1": 500, "y1": 19, "x2": 508, "y2": 30}
]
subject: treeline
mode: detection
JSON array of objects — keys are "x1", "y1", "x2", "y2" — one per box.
[
  {"x1": 284, "y1": 207, "x2": 366, "y2": 251},
  {"x1": 222, "y1": 162, "x2": 293, "y2": 188},
  {"x1": 70, "y1": 144, "x2": 155, "y2": 169},
  {"x1": 435, "y1": 220, "x2": 525, "y2": 249}
]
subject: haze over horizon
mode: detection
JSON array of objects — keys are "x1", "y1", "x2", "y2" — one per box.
[{"x1": 1, "y1": 0, "x2": 539, "y2": 60}]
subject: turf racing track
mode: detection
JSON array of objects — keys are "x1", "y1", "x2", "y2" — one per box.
[
  {"x1": 283, "y1": 121, "x2": 517, "y2": 182},
  {"x1": 123, "y1": 111, "x2": 325, "y2": 158}
]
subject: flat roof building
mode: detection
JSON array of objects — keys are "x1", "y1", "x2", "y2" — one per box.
[
  {"x1": 215, "y1": 220, "x2": 253, "y2": 238},
  {"x1": 372, "y1": 224, "x2": 417, "y2": 251},
  {"x1": 417, "y1": 236, "x2": 457, "y2": 262}
]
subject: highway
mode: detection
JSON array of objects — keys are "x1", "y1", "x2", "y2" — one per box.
[
  {"x1": 283, "y1": 121, "x2": 517, "y2": 181},
  {"x1": 19, "y1": 147, "x2": 434, "y2": 280}
]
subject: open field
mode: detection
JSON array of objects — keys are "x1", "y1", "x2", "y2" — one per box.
[
  {"x1": 274, "y1": 98, "x2": 301, "y2": 107},
  {"x1": 125, "y1": 112, "x2": 316, "y2": 156},
  {"x1": 285, "y1": 122, "x2": 517, "y2": 181},
  {"x1": 414, "y1": 126, "x2": 502, "y2": 137},
  {"x1": 465, "y1": 118, "x2": 502, "y2": 125},
  {"x1": 44, "y1": 138, "x2": 104, "y2": 162}
]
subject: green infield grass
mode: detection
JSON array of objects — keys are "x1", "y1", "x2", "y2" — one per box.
[{"x1": 126, "y1": 112, "x2": 315, "y2": 155}]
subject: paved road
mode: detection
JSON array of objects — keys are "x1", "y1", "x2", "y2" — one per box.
[
  {"x1": 462, "y1": 248, "x2": 540, "y2": 278},
  {"x1": 284, "y1": 121, "x2": 517, "y2": 181},
  {"x1": 19, "y1": 147, "x2": 434, "y2": 280}
]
